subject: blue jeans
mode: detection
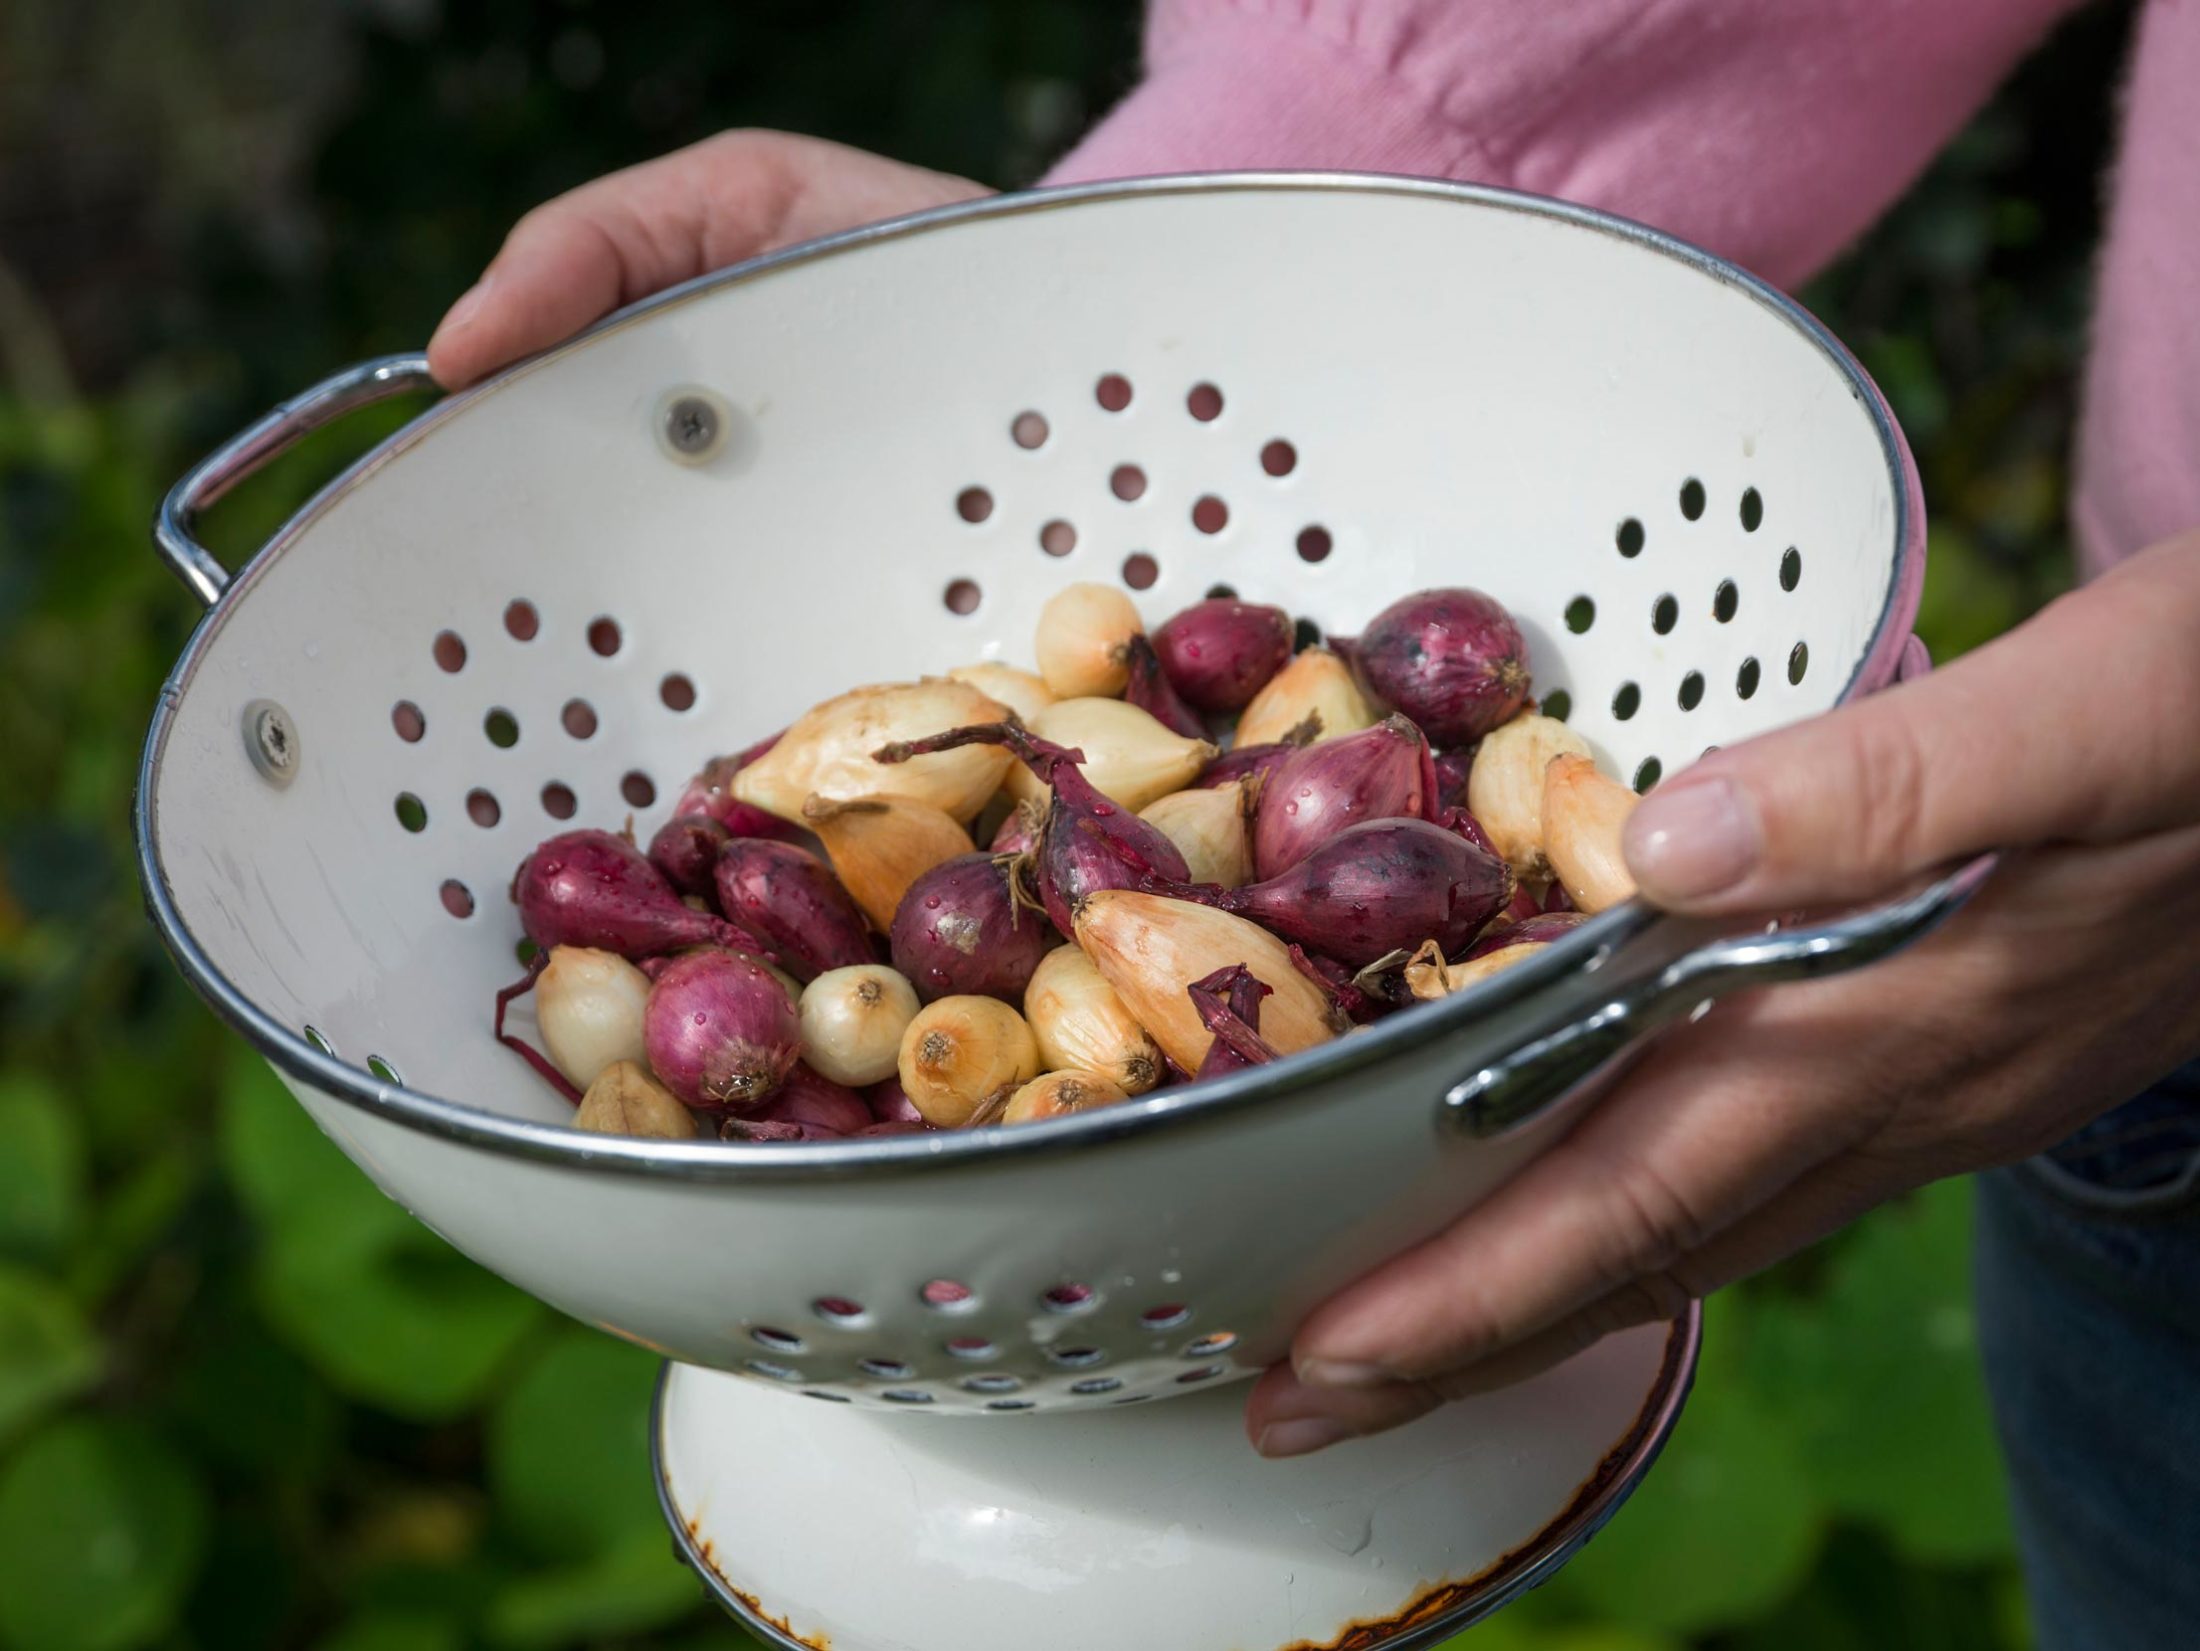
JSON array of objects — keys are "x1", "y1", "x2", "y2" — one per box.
[{"x1": 1974, "y1": 1060, "x2": 2200, "y2": 1651}]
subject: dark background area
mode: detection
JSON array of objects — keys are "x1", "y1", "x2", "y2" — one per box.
[{"x1": 0, "y1": 1, "x2": 2136, "y2": 1646}]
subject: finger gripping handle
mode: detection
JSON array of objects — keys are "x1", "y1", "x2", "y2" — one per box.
[
  {"x1": 1446, "y1": 854, "x2": 1998, "y2": 1138},
  {"x1": 153, "y1": 353, "x2": 436, "y2": 607}
]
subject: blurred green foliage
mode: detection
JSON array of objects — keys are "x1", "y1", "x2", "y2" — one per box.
[{"x1": 0, "y1": 1, "x2": 2134, "y2": 1646}]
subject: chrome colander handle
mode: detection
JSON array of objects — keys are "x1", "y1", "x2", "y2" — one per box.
[
  {"x1": 1445, "y1": 853, "x2": 1998, "y2": 1137},
  {"x1": 153, "y1": 353, "x2": 437, "y2": 607}
]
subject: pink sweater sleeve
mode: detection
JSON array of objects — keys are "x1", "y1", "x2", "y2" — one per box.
[
  {"x1": 1045, "y1": 0, "x2": 2200, "y2": 571},
  {"x1": 1044, "y1": 0, "x2": 2077, "y2": 292}
]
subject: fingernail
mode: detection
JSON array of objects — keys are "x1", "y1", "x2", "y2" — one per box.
[
  {"x1": 1257, "y1": 1417, "x2": 1350, "y2": 1459},
  {"x1": 1623, "y1": 776, "x2": 1759, "y2": 900},
  {"x1": 1295, "y1": 1357, "x2": 1392, "y2": 1390},
  {"x1": 438, "y1": 275, "x2": 495, "y2": 336}
]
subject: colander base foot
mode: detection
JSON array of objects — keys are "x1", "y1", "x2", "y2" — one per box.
[{"x1": 654, "y1": 1304, "x2": 1697, "y2": 1651}]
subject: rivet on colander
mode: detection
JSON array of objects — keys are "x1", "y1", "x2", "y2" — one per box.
[
  {"x1": 1183, "y1": 1331, "x2": 1237, "y2": 1358},
  {"x1": 241, "y1": 700, "x2": 299, "y2": 788},
  {"x1": 750, "y1": 1327, "x2": 805, "y2": 1354},
  {"x1": 659, "y1": 391, "x2": 727, "y2": 462}
]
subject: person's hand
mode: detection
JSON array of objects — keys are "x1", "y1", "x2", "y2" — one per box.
[
  {"x1": 1246, "y1": 531, "x2": 2200, "y2": 1458},
  {"x1": 426, "y1": 131, "x2": 989, "y2": 389}
]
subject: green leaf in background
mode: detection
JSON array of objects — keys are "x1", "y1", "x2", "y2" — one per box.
[
  {"x1": 0, "y1": 1075, "x2": 82, "y2": 1264},
  {"x1": 490, "y1": 1330, "x2": 668, "y2": 1563},
  {"x1": 0, "y1": 1264, "x2": 99, "y2": 1447},
  {"x1": 1914, "y1": 526, "x2": 2026, "y2": 662},
  {"x1": 1722, "y1": 1525, "x2": 2025, "y2": 1651},
  {"x1": 1541, "y1": 1296, "x2": 1824, "y2": 1635},
  {"x1": 0, "y1": 1416, "x2": 208, "y2": 1651},
  {"x1": 485, "y1": 1531, "x2": 703, "y2": 1650},
  {"x1": 313, "y1": 1610, "x2": 467, "y2": 1651},
  {"x1": 220, "y1": 1053, "x2": 542, "y2": 1421},
  {"x1": 1745, "y1": 1179, "x2": 2016, "y2": 1568},
  {"x1": 485, "y1": 1330, "x2": 696, "y2": 1645},
  {"x1": 1434, "y1": 1621, "x2": 1685, "y2": 1651}
]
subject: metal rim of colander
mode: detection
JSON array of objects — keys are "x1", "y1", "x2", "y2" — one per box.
[
  {"x1": 650, "y1": 1305, "x2": 1703, "y2": 1649},
  {"x1": 135, "y1": 170, "x2": 1923, "y2": 1182}
]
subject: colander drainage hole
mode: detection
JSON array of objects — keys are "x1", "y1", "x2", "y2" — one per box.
[
  {"x1": 1040, "y1": 519, "x2": 1077, "y2": 557},
  {"x1": 1679, "y1": 672, "x2": 1705, "y2": 712},
  {"x1": 1679, "y1": 478, "x2": 1706, "y2": 520},
  {"x1": 858, "y1": 1358, "x2": 913, "y2": 1380},
  {"x1": 751, "y1": 1327, "x2": 805, "y2": 1354},
  {"x1": 1540, "y1": 688, "x2": 1573, "y2": 723},
  {"x1": 433, "y1": 630, "x2": 467, "y2": 673},
  {"x1": 1617, "y1": 518, "x2": 1646, "y2": 558},
  {"x1": 484, "y1": 709, "x2": 520, "y2": 749},
  {"x1": 1048, "y1": 1347, "x2": 1105, "y2": 1369},
  {"x1": 1296, "y1": 525, "x2": 1332, "y2": 564},
  {"x1": 561, "y1": 700, "x2": 597, "y2": 740},
  {"x1": 1070, "y1": 1377, "x2": 1123, "y2": 1396},
  {"x1": 986, "y1": 1399, "x2": 1034, "y2": 1412},
  {"x1": 1781, "y1": 547, "x2": 1803, "y2": 591},
  {"x1": 1183, "y1": 1331, "x2": 1237, "y2": 1358},
  {"x1": 621, "y1": 771, "x2": 656, "y2": 808},
  {"x1": 303, "y1": 1025, "x2": 336, "y2": 1056},
  {"x1": 466, "y1": 789, "x2": 500, "y2": 828},
  {"x1": 391, "y1": 701, "x2": 425, "y2": 743},
  {"x1": 1564, "y1": 596, "x2": 1595, "y2": 635},
  {"x1": 944, "y1": 579, "x2": 982, "y2": 615},
  {"x1": 882, "y1": 1389, "x2": 935, "y2": 1405},
  {"x1": 1741, "y1": 487, "x2": 1765, "y2": 532},
  {"x1": 1788, "y1": 641, "x2": 1810, "y2": 685},
  {"x1": 660, "y1": 673, "x2": 696, "y2": 711},
  {"x1": 1737, "y1": 657, "x2": 1762, "y2": 700},
  {"x1": 1205, "y1": 583, "x2": 1237, "y2": 600},
  {"x1": 746, "y1": 1359, "x2": 801, "y2": 1382},
  {"x1": 1634, "y1": 757, "x2": 1664, "y2": 793},
  {"x1": 395, "y1": 793, "x2": 428, "y2": 832},
  {"x1": 587, "y1": 617, "x2": 622, "y2": 657},
  {"x1": 541, "y1": 782, "x2": 577, "y2": 820},
  {"x1": 1651, "y1": 594, "x2": 1678, "y2": 636},
  {"x1": 1122, "y1": 553, "x2": 1158, "y2": 591},
  {"x1": 802, "y1": 1389, "x2": 851, "y2": 1403},
  {"x1": 1612, "y1": 683, "x2": 1642, "y2": 722},
  {"x1": 1138, "y1": 1305, "x2": 1191, "y2": 1331},
  {"x1": 1714, "y1": 579, "x2": 1739, "y2": 623},
  {"x1": 1110, "y1": 464, "x2": 1147, "y2": 502},
  {"x1": 1096, "y1": 373, "x2": 1132, "y2": 412},
  {"x1": 504, "y1": 599, "x2": 539, "y2": 641},
  {"x1": 1261, "y1": 439, "x2": 1297, "y2": 477},
  {"x1": 366, "y1": 1055, "x2": 402, "y2": 1085},
  {"x1": 945, "y1": 1337, "x2": 994, "y2": 1360},
  {"x1": 1011, "y1": 411, "x2": 1049, "y2": 449},
  {"x1": 1191, "y1": 495, "x2": 1228, "y2": 534},
  {"x1": 962, "y1": 1374, "x2": 1021, "y2": 1394},
  {"x1": 1176, "y1": 1364, "x2": 1225, "y2": 1384},
  {"x1": 1042, "y1": 1283, "x2": 1097, "y2": 1313},
  {"x1": 956, "y1": 487, "x2": 993, "y2": 524},
  {"x1": 812, "y1": 1297, "x2": 868, "y2": 1326},
  {"x1": 440, "y1": 879, "x2": 475, "y2": 919},
  {"x1": 920, "y1": 1279, "x2": 976, "y2": 1311}
]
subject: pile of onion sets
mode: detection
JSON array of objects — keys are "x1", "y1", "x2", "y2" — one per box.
[{"x1": 496, "y1": 583, "x2": 1645, "y2": 1142}]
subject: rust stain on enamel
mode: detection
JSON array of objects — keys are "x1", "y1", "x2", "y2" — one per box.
[
  {"x1": 1271, "y1": 1317, "x2": 1693, "y2": 1651},
  {"x1": 726, "y1": 1585, "x2": 831, "y2": 1651}
]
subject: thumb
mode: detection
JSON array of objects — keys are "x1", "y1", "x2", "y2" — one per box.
[{"x1": 1620, "y1": 546, "x2": 2200, "y2": 913}]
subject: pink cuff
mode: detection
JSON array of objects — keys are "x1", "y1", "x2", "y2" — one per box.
[{"x1": 1044, "y1": 8, "x2": 1479, "y2": 185}]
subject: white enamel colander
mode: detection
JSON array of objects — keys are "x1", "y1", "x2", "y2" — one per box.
[{"x1": 138, "y1": 176, "x2": 1983, "y2": 1428}]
